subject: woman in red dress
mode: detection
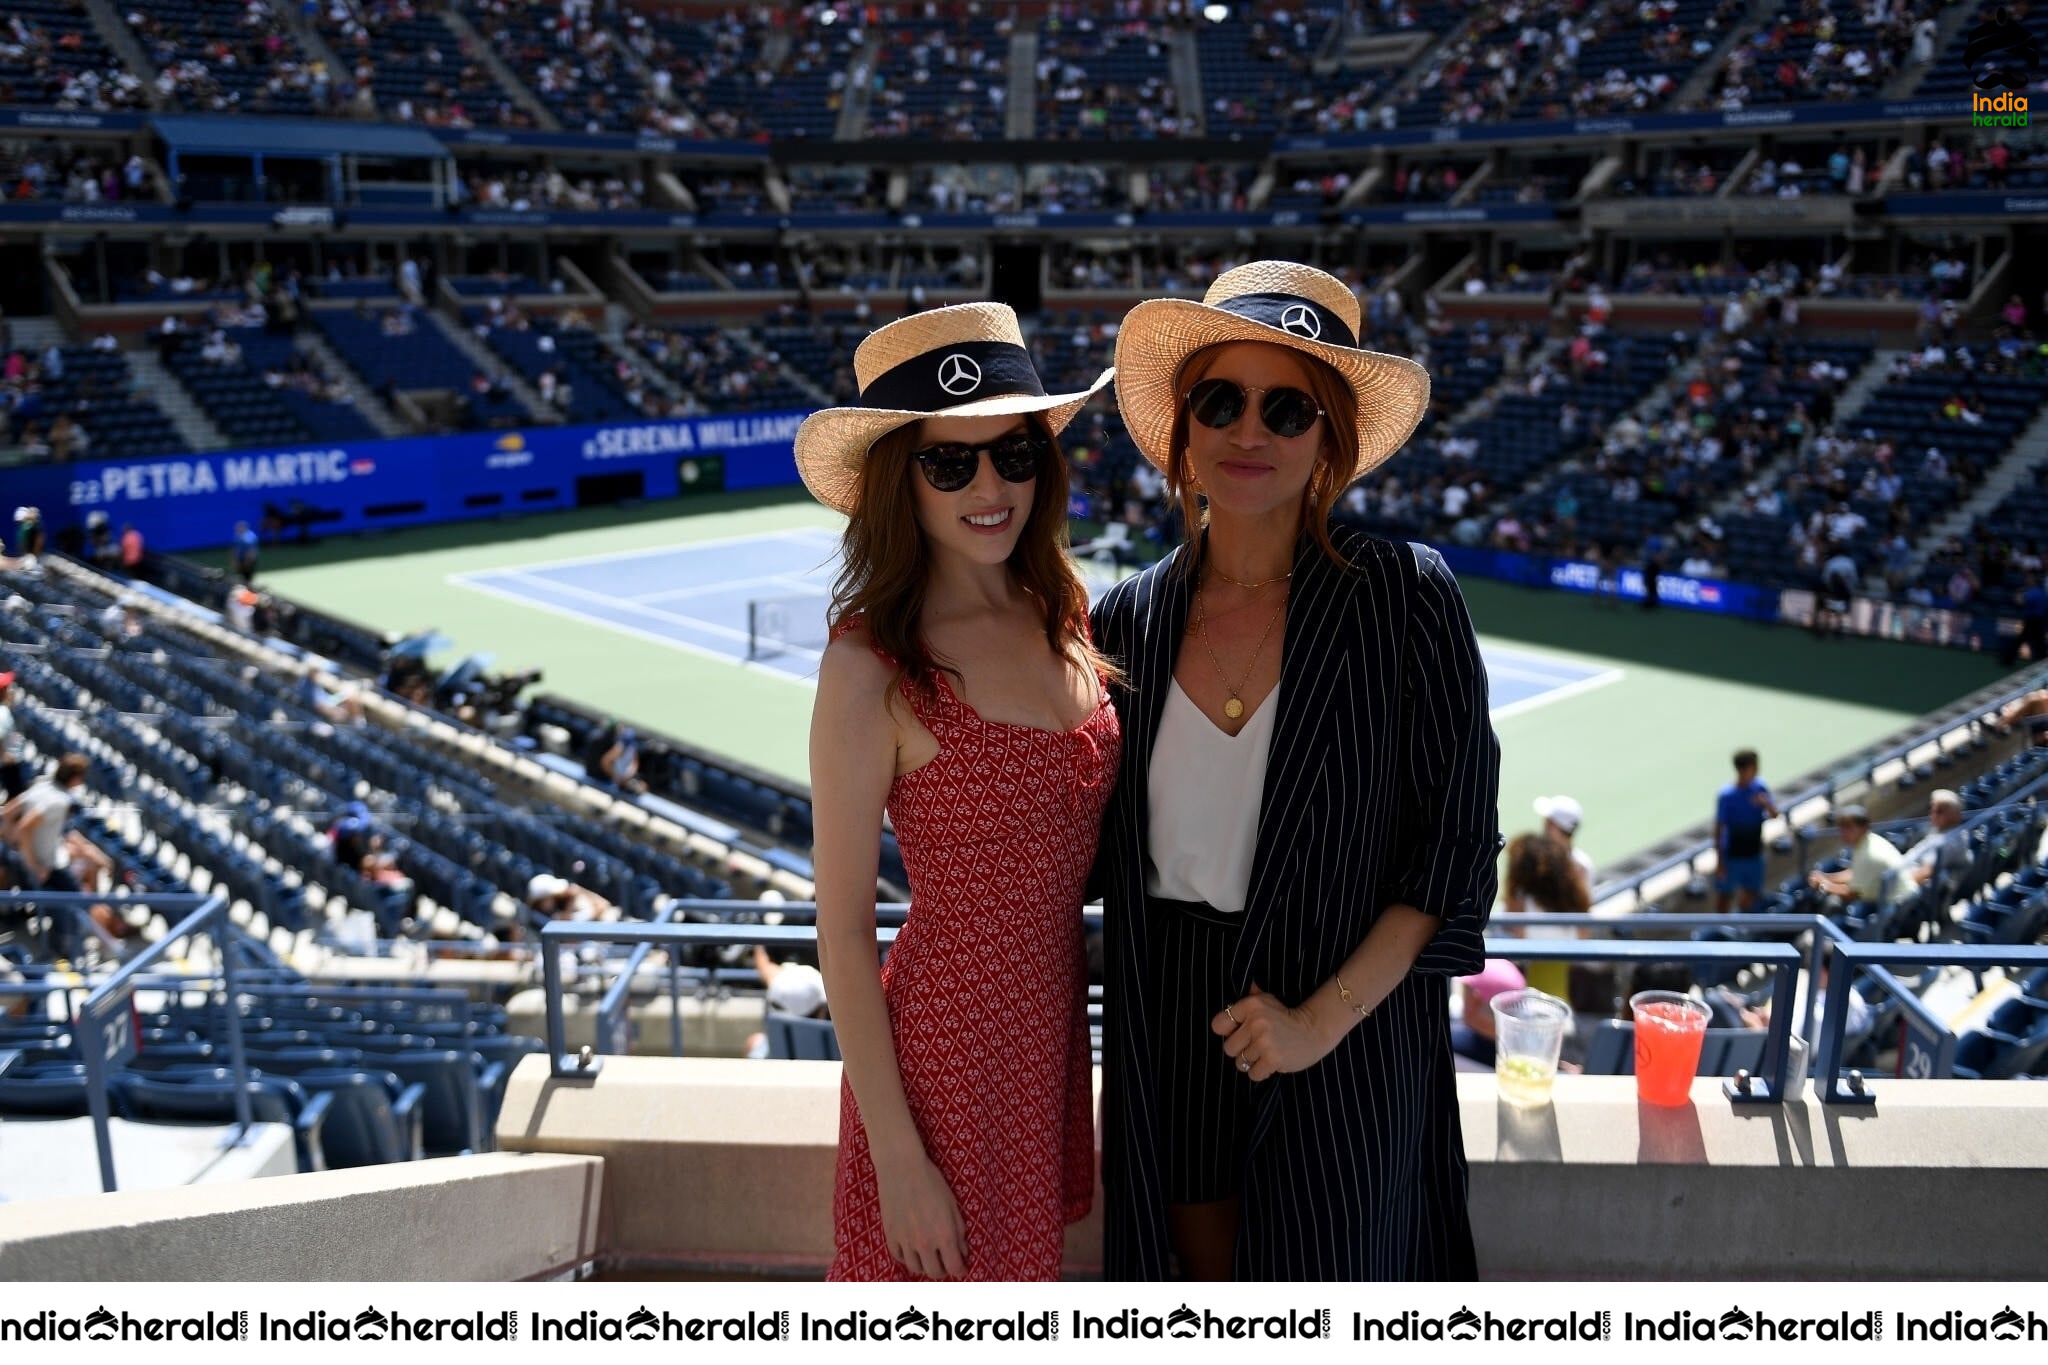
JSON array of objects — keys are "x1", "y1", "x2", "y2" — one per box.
[{"x1": 795, "y1": 303, "x2": 1118, "y2": 1281}]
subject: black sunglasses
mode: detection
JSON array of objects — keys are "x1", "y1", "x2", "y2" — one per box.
[
  {"x1": 912, "y1": 427, "x2": 1050, "y2": 493},
  {"x1": 1186, "y1": 378, "x2": 1324, "y2": 439}
]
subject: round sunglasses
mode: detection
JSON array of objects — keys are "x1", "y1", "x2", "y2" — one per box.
[
  {"x1": 911, "y1": 427, "x2": 1051, "y2": 493},
  {"x1": 1186, "y1": 378, "x2": 1324, "y2": 439}
]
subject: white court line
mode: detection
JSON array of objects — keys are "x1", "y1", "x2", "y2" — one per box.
[
  {"x1": 472, "y1": 525, "x2": 839, "y2": 578},
  {"x1": 449, "y1": 572, "x2": 814, "y2": 681},
  {"x1": 494, "y1": 567, "x2": 827, "y2": 664},
  {"x1": 627, "y1": 572, "x2": 833, "y2": 605},
  {"x1": 1483, "y1": 639, "x2": 1627, "y2": 674},
  {"x1": 1484, "y1": 660, "x2": 1612, "y2": 686},
  {"x1": 1490, "y1": 665, "x2": 1625, "y2": 722}
]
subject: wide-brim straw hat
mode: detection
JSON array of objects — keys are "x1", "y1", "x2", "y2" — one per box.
[
  {"x1": 1113, "y1": 261, "x2": 1430, "y2": 482},
  {"x1": 794, "y1": 302, "x2": 1113, "y2": 516}
]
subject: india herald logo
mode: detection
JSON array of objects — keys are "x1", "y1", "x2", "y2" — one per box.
[
  {"x1": 1279, "y1": 303, "x2": 1323, "y2": 339},
  {"x1": 936, "y1": 352, "x2": 982, "y2": 396}
]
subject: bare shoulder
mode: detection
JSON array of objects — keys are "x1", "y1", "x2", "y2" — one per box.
[{"x1": 817, "y1": 626, "x2": 894, "y2": 705}]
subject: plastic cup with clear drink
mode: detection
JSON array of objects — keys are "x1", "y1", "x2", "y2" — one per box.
[
  {"x1": 1631, "y1": 990, "x2": 1711, "y2": 1105},
  {"x1": 1491, "y1": 987, "x2": 1572, "y2": 1107}
]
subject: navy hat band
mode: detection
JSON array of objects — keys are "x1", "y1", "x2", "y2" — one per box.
[
  {"x1": 859, "y1": 340, "x2": 1046, "y2": 411},
  {"x1": 1211, "y1": 292, "x2": 1358, "y2": 348}
]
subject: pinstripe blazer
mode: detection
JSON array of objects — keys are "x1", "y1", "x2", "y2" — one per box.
[{"x1": 1089, "y1": 522, "x2": 1501, "y2": 1281}]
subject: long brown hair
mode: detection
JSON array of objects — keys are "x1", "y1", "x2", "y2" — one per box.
[
  {"x1": 1164, "y1": 342, "x2": 1359, "y2": 577},
  {"x1": 828, "y1": 413, "x2": 1116, "y2": 700},
  {"x1": 1505, "y1": 832, "x2": 1591, "y2": 914}
]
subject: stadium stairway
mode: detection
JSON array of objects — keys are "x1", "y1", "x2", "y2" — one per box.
[
  {"x1": 1887, "y1": 0, "x2": 1988, "y2": 98},
  {"x1": 79, "y1": 0, "x2": 161, "y2": 95},
  {"x1": 1705, "y1": 347, "x2": 1903, "y2": 521},
  {"x1": 126, "y1": 346, "x2": 231, "y2": 452},
  {"x1": 296, "y1": 333, "x2": 408, "y2": 438},
  {"x1": 1669, "y1": 0, "x2": 1783, "y2": 107},
  {"x1": 426, "y1": 310, "x2": 556, "y2": 426},
  {"x1": 1908, "y1": 402, "x2": 2048, "y2": 576},
  {"x1": 439, "y1": 4, "x2": 560, "y2": 130}
]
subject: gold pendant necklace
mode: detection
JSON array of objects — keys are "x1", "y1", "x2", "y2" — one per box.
[{"x1": 1196, "y1": 580, "x2": 1286, "y2": 720}]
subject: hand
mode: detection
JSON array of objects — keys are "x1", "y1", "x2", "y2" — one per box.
[
  {"x1": 1213, "y1": 982, "x2": 1340, "y2": 1083},
  {"x1": 874, "y1": 1147, "x2": 968, "y2": 1280}
]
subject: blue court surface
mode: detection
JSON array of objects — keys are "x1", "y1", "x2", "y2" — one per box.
[{"x1": 453, "y1": 529, "x2": 1621, "y2": 716}]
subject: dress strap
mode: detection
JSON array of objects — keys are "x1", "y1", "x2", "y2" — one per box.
[{"x1": 832, "y1": 613, "x2": 899, "y2": 669}]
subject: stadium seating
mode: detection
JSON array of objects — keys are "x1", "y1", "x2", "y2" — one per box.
[
  {"x1": 465, "y1": 0, "x2": 652, "y2": 134},
  {"x1": 867, "y1": 10, "x2": 1011, "y2": 141},
  {"x1": 1039, "y1": 16, "x2": 1184, "y2": 139},
  {"x1": 4, "y1": 344, "x2": 189, "y2": 461},
  {"x1": 123, "y1": 0, "x2": 338, "y2": 117},
  {"x1": 0, "y1": 0, "x2": 146, "y2": 110},
  {"x1": 312, "y1": 308, "x2": 528, "y2": 426},
  {"x1": 316, "y1": 2, "x2": 526, "y2": 126},
  {"x1": 166, "y1": 326, "x2": 381, "y2": 447}
]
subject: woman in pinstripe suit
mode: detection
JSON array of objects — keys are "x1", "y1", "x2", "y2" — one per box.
[{"x1": 1091, "y1": 262, "x2": 1501, "y2": 1280}]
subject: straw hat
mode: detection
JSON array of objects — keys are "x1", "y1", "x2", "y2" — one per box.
[
  {"x1": 1112, "y1": 261, "x2": 1430, "y2": 481},
  {"x1": 793, "y1": 302, "x2": 1113, "y2": 515}
]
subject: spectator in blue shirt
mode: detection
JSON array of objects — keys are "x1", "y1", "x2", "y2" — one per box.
[
  {"x1": 1714, "y1": 748, "x2": 1779, "y2": 912},
  {"x1": 2003, "y1": 575, "x2": 2048, "y2": 666},
  {"x1": 230, "y1": 521, "x2": 259, "y2": 583}
]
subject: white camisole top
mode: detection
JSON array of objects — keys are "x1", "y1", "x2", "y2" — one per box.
[{"x1": 1143, "y1": 678, "x2": 1278, "y2": 913}]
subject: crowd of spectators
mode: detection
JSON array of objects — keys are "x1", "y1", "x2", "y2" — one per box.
[
  {"x1": 1038, "y1": 12, "x2": 1188, "y2": 138},
  {"x1": 460, "y1": 163, "x2": 643, "y2": 212},
  {"x1": 866, "y1": 11, "x2": 1014, "y2": 141},
  {"x1": 129, "y1": 0, "x2": 359, "y2": 117},
  {"x1": 1148, "y1": 163, "x2": 1255, "y2": 213},
  {"x1": 1, "y1": 3, "x2": 148, "y2": 111},
  {"x1": 1699, "y1": 0, "x2": 1939, "y2": 110},
  {"x1": 467, "y1": 0, "x2": 650, "y2": 134},
  {"x1": 622, "y1": 318, "x2": 792, "y2": 415},
  {"x1": 2, "y1": 143, "x2": 151, "y2": 202},
  {"x1": 627, "y1": 7, "x2": 764, "y2": 139},
  {"x1": 2, "y1": 330, "x2": 130, "y2": 462},
  {"x1": 317, "y1": 0, "x2": 533, "y2": 128}
]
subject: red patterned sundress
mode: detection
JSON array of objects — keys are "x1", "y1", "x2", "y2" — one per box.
[{"x1": 829, "y1": 650, "x2": 1118, "y2": 1282}]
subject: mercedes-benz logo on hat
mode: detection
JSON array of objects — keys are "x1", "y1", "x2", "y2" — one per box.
[
  {"x1": 1279, "y1": 303, "x2": 1323, "y2": 339},
  {"x1": 936, "y1": 352, "x2": 983, "y2": 396}
]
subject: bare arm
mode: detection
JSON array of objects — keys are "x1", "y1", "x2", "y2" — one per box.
[
  {"x1": 11, "y1": 806, "x2": 45, "y2": 879},
  {"x1": 809, "y1": 634, "x2": 966, "y2": 1278}
]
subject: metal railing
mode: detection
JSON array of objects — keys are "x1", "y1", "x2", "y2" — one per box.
[
  {"x1": 1591, "y1": 664, "x2": 2048, "y2": 911},
  {"x1": 0, "y1": 891, "x2": 253, "y2": 1193},
  {"x1": 528, "y1": 907, "x2": 2048, "y2": 1108},
  {"x1": 1815, "y1": 941, "x2": 2048, "y2": 1104}
]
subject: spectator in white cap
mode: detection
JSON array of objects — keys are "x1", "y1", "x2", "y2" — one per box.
[
  {"x1": 1534, "y1": 794, "x2": 1594, "y2": 896},
  {"x1": 745, "y1": 943, "x2": 832, "y2": 1059},
  {"x1": 1902, "y1": 789, "x2": 1970, "y2": 893},
  {"x1": 526, "y1": 873, "x2": 614, "y2": 922}
]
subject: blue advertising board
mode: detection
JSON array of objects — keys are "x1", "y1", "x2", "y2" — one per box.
[
  {"x1": 1434, "y1": 544, "x2": 1780, "y2": 620},
  {"x1": 6, "y1": 410, "x2": 813, "y2": 554}
]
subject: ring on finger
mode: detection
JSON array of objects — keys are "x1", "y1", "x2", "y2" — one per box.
[
  {"x1": 1224, "y1": 1003, "x2": 1240, "y2": 1027},
  {"x1": 1237, "y1": 1057, "x2": 1252, "y2": 1073}
]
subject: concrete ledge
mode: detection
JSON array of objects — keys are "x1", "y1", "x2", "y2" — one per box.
[
  {"x1": 494, "y1": 1055, "x2": 1104, "y2": 1276},
  {"x1": 1465, "y1": 1075, "x2": 2048, "y2": 1278},
  {"x1": 498, "y1": 1060, "x2": 2048, "y2": 1280},
  {"x1": 0, "y1": 1153, "x2": 603, "y2": 1282}
]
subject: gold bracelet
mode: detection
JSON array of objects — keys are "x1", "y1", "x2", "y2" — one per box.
[{"x1": 1335, "y1": 972, "x2": 1373, "y2": 1020}]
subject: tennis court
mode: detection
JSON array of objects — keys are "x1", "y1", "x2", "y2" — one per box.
[
  {"x1": 241, "y1": 489, "x2": 2007, "y2": 866},
  {"x1": 450, "y1": 527, "x2": 1626, "y2": 713}
]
